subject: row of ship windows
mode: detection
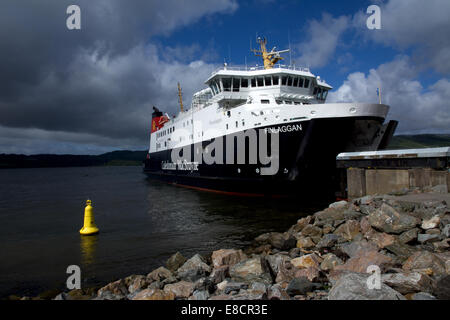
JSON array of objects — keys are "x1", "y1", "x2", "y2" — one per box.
[
  {"x1": 156, "y1": 119, "x2": 194, "y2": 138},
  {"x1": 209, "y1": 76, "x2": 311, "y2": 95}
]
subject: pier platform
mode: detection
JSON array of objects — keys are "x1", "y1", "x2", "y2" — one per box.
[{"x1": 336, "y1": 147, "x2": 450, "y2": 198}]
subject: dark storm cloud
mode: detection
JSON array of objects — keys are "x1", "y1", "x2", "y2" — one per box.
[{"x1": 0, "y1": 0, "x2": 237, "y2": 154}]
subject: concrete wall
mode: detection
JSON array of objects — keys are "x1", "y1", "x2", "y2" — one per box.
[{"x1": 347, "y1": 168, "x2": 449, "y2": 198}]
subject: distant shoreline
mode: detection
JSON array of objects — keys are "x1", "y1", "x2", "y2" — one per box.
[{"x1": 1, "y1": 134, "x2": 449, "y2": 169}]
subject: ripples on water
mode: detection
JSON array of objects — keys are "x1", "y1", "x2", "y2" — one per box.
[{"x1": 0, "y1": 166, "x2": 325, "y2": 298}]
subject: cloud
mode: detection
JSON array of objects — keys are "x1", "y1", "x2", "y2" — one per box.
[
  {"x1": 353, "y1": 0, "x2": 450, "y2": 74},
  {"x1": 328, "y1": 56, "x2": 450, "y2": 134},
  {"x1": 294, "y1": 13, "x2": 350, "y2": 68},
  {"x1": 0, "y1": 0, "x2": 237, "y2": 154}
]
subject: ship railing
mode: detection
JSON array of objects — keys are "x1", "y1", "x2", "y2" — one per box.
[{"x1": 211, "y1": 64, "x2": 310, "y2": 75}]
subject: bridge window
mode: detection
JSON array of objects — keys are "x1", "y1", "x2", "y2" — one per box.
[
  {"x1": 232, "y1": 78, "x2": 240, "y2": 92},
  {"x1": 281, "y1": 76, "x2": 287, "y2": 85},
  {"x1": 241, "y1": 78, "x2": 248, "y2": 88},
  {"x1": 261, "y1": 100, "x2": 270, "y2": 104},
  {"x1": 323, "y1": 90, "x2": 328, "y2": 99},
  {"x1": 293, "y1": 77, "x2": 299, "y2": 87},
  {"x1": 257, "y1": 77, "x2": 264, "y2": 87},
  {"x1": 222, "y1": 78, "x2": 231, "y2": 92},
  {"x1": 313, "y1": 87, "x2": 318, "y2": 95},
  {"x1": 265, "y1": 76, "x2": 272, "y2": 86},
  {"x1": 298, "y1": 77, "x2": 304, "y2": 87},
  {"x1": 272, "y1": 76, "x2": 279, "y2": 85},
  {"x1": 287, "y1": 76, "x2": 293, "y2": 86},
  {"x1": 304, "y1": 79, "x2": 310, "y2": 88},
  {"x1": 276, "y1": 100, "x2": 282, "y2": 104},
  {"x1": 251, "y1": 78, "x2": 256, "y2": 87}
]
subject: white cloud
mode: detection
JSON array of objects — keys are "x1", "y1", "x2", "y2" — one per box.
[
  {"x1": 295, "y1": 13, "x2": 350, "y2": 68},
  {"x1": 328, "y1": 56, "x2": 450, "y2": 134},
  {"x1": 353, "y1": 0, "x2": 450, "y2": 74}
]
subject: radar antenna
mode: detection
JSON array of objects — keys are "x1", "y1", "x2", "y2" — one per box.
[{"x1": 252, "y1": 37, "x2": 290, "y2": 69}]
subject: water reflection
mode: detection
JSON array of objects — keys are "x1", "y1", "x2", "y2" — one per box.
[{"x1": 80, "y1": 235, "x2": 98, "y2": 267}]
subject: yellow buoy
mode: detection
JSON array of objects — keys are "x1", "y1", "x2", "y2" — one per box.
[{"x1": 80, "y1": 199, "x2": 99, "y2": 235}]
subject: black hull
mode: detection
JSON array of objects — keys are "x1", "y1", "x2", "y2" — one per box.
[{"x1": 144, "y1": 117, "x2": 386, "y2": 198}]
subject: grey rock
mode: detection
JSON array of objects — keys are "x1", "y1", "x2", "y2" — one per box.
[
  {"x1": 340, "y1": 240, "x2": 378, "y2": 258},
  {"x1": 320, "y1": 253, "x2": 343, "y2": 271},
  {"x1": 229, "y1": 257, "x2": 272, "y2": 284},
  {"x1": 382, "y1": 272, "x2": 434, "y2": 294},
  {"x1": 286, "y1": 277, "x2": 319, "y2": 296},
  {"x1": 442, "y1": 224, "x2": 450, "y2": 238},
  {"x1": 268, "y1": 233, "x2": 297, "y2": 250},
  {"x1": 267, "y1": 284, "x2": 290, "y2": 300},
  {"x1": 328, "y1": 273, "x2": 405, "y2": 300},
  {"x1": 224, "y1": 282, "x2": 248, "y2": 294},
  {"x1": 177, "y1": 254, "x2": 211, "y2": 282},
  {"x1": 385, "y1": 242, "x2": 416, "y2": 262},
  {"x1": 166, "y1": 252, "x2": 187, "y2": 272},
  {"x1": 398, "y1": 228, "x2": 419, "y2": 244},
  {"x1": 191, "y1": 290, "x2": 209, "y2": 300},
  {"x1": 417, "y1": 234, "x2": 441, "y2": 244},
  {"x1": 368, "y1": 203, "x2": 420, "y2": 234},
  {"x1": 316, "y1": 234, "x2": 341, "y2": 249},
  {"x1": 411, "y1": 292, "x2": 436, "y2": 300}
]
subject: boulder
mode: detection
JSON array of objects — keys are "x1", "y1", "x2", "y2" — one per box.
[
  {"x1": 97, "y1": 279, "x2": 128, "y2": 300},
  {"x1": 296, "y1": 237, "x2": 316, "y2": 249},
  {"x1": 177, "y1": 254, "x2": 211, "y2": 282},
  {"x1": 209, "y1": 266, "x2": 229, "y2": 284},
  {"x1": 164, "y1": 281, "x2": 195, "y2": 299},
  {"x1": 382, "y1": 272, "x2": 434, "y2": 294},
  {"x1": 410, "y1": 292, "x2": 436, "y2": 300},
  {"x1": 340, "y1": 240, "x2": 378, "y2": 258},
  {"x1": 223, "y1": 282, "x2": 248, "y2": 294},
  {"x1": 398, "y1": 228, "x2": 419, "y2": 244},
  {"x1": 364, "y1": 229, "x2": 396, "y2": 248},
  {"x1": 126, "y1": 275, "x2": 149, "y2": 294},
  {"x1": 166, "y1": 252, "x2": 187, "y2": 272},
  {"x1": 286, "y1": 277, "x2": 319, "y2": 296},
  {"x1": 402, "y1": 251, "x2": 446, "y2": 276},
  {"x1": 190, "y1": 290, "x2": 209, "y2": 300},
  {"x1": 329, "y1": 200, "x2": 348, "y2": 210},
  {"x1": 147, "y1": 266, "x2": 173, "y2": 282},
  {"x1": 316, "y1": 234, "x2": 341, "y2": 249},
  {"x1": 385, "y1": 242, "x2": 416, "y2": 262},
  {"x1": 132, "y1": 288, "x2": 175, "y2": 300},
  {"x1": 320, "y1": 253, "x2": 343, "y2": 271},
  {"x1": 328, "y1": 273, "x2": 405, "y2": 300},
  {"x1": 291, "y1": 254, "x2": 323, "y2": 269},
  {"x1": 229, "y1": 257, "x2": 271, "y2": 283},
  {"x1": 267, "y1": 284, "x2": 290, "y2": 300},
  {"x1": 265, "y1": 254, "x2": 290, "y2": 277},
  {"x1": 294, "y1": 267, "x2": 321, "y2": 282},
  {"x1": 268, "y1": 233, "x2": 297, "y2": 250},
  {"x1": 442, "y1": 224, "x2": 450, "y2": 237},
  {"x1": 211, "y1": 249, "x2": 246, "y2": 268},
  {"x1": 334, "y1": 220, "x2": 361, "y2": 241},
  {"x1": 433, "y1": 239, "x2": 450, "y2": 252},
  {"x1": 421, "y1": 216, "x2": 440, "y2": 230},
  {"x1": 300, "y1": 225, "x2": 323, "y2": 238},
  {"x1": 334, "y1": 250, "x2": 393, "y2": 274},
  {"x1": 368, "y1": 203, "x2": 420, "y2": 234},
  {"x1": 418, "y1": 234, "x2": 441, "y2": 244}
]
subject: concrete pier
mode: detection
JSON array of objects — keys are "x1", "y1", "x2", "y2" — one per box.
[{"x1": 336, "y1": 147, "x2": 450, "y2": 198}]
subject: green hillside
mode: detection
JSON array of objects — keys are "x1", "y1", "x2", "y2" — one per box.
[{"x1": 388, "y1": 134, "x2": 450, "y2": 150}]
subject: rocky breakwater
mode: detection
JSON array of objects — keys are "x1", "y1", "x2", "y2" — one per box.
[{"x1": 51, "y1": 194, "x2": 449, "y2": 301}]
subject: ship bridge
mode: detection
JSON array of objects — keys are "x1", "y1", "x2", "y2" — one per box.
[{"x1": 203, "y1": 37, "x2": 332, "y2": 111}]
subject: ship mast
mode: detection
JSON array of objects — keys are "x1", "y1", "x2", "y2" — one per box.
[
  {"x1": 177, "y1": 82, "x2": 184, "y2": 112},
  {"x1": 252, "y1": 37, "x2": 290, "y2": 69}
]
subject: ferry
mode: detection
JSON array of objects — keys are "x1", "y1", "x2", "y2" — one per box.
[{"x1": 143, "y1": 38, "x2": 397, "y2": 197}]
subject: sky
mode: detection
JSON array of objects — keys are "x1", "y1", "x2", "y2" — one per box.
[{"x1": 0, "y1": 0, "x2": 449, "y2": 155}]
